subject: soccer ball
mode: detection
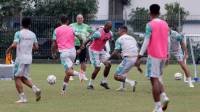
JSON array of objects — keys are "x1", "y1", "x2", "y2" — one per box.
[
  {"x1": 47, "y1": 75, "x2": 56, "y2": 85},
  {"x1": 174, "y1": 72, "x2": 183, "y2": 80}
]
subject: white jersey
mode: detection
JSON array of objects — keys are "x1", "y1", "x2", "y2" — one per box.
[
  {"x1": 169, "y1": 30, "x2": 183, "y2": 54},
  {"x1": 115, "y1": 34, "x2": 138, "y2": 57},
  {"x1": 14, "y1": 29, "x2": 38, "y2": 64}
]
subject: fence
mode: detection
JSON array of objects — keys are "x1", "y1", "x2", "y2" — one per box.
[{"x1": 0, "y1": 16, "x2": 200, "y2": 64}]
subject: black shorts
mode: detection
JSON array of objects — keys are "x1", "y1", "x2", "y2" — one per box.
[{"x1": 75, "y1": 46, "x2": 87, "y2": 63}]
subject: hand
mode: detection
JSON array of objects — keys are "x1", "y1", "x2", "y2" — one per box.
[
  {"x1": 136, "y1": 65, "x2": 143, "y2": 73},
  {"x1": 76, "y1": 49, "x2": 81, "y2": 55}
]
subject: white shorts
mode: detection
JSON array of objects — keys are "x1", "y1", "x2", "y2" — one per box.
[
  {"x1": 146, "y1": 55, "x2": 166, "y2": 78},
  {"x1": 89, "y1": 48, "x2": 110, "y2": 67},
  {"x1": 14, "y1": 63, "x2": 31, "y2": 80},
  {"x1": 173, "y1": 52, "x2": 184, "y2": 62},
  {"x1": 115, "y1": 57, "x2": 137, "y2": 76},
  {"x1": 60, "y1": 48, "x2": 76, "y2": 71}
]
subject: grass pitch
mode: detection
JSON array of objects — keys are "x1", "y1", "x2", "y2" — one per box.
[{"x1": 0, "y1": 64, "x2": 199, "y2": 112}]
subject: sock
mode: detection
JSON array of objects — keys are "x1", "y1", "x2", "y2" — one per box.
[
  {"x1": 88, "y1": 79, "x2": 94, "y2": 86},
  {"x1": 101, "y1": 77, "x2": 107, "y2": 83},
  {"x1": 73, "y1": 71, "x2": 79, "y2": 76},
  {"x1": 187, "y1": 77, "x2": 192, "y2": 84},
  {"x1": 62, "y1": 82, "x2": 68, "y2": 91},
  {"x1": 32, "y1": 85, "x2": 40, "y2": 93},
  {"x1": 161, "y1": 92, "x2": 168, "y2": 100},
  {"x1": 125, "y1": 78, "x2": 131, "y2": 84},
  {"x1": 155, "y1": 102, "x2": 161, "y2": 109},
  {"x1": 19, "y1": 92, "x2": 26, "y2": 100},
  {"x1": 120, "y1": 82, "x2": 125, "y2": 88}
]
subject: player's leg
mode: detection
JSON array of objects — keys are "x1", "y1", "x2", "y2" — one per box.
[
  {"x1": 147, "y1": 56, "x2": 166, "y2": 112},
  {"x1": 14, "y1": 64, "x2": 27, "y2": 103},
  {"x1": 21, "y1": 64, "x2": 41, "y2": 101},
  {"x1": 114, "y1": 57, "x2": 137, "y2": 92},
  {"x1": 175, "y1": 52, "x2": 194, "y2": 87},
  {"x1": 100, "y1": 51, "x2": 111, "y2": 89},
  {"x1": 79, "y1": 48, "x2": 88, "y2": 81},
  {"x1": 87, "y1": 49, "x2": 101, "y2": 89},
  {"x1": 178, "y1": 61, "x2": 194, "y2": 87},
  {"x1": 60, "y1": 50, "x2": 79, "y2": 94}
]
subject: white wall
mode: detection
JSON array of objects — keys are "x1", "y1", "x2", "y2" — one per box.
[
  {"x1": 183, "y1": 24, "x2": 200, "y2": 34},
  {"x1": 95, "y1": 0, "x2": 109, "y2": 20}
]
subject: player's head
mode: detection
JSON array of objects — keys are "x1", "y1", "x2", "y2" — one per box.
[
  {"x1": 22, "y1": 17, "x2": 31, "y2": 28},
  {"x1": 60, "y1": 15, "x2": 69, "y2": 24},
  {"x1": 104, "y1": 21, "x2": 112, "y2": 33},
  {"x1": 149, "y1": 4, "x2": 160, "y2": 17},
  {"x1": 118, "y1": 26, "x2": 128, "y2": 36},
  {"x1": 76, "y1": 14, "x2": 84, "y2": 24}
]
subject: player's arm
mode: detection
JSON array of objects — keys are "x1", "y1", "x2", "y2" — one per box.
[
  {"x1": 6, "y1": 42, "x2": 17, "y2": 54},
  {"x1": 79, "y1": 31, "x2": 100, "y2": 51},
  {"x1": 6, "y1": 32, "x2": 19, "y2": 54},
  {"x1": 136, "y1": 24, "x2": 151, "y2": 65},
  {"x1": 33, "y1": 34, "x2": 39, "y2": 50},
  {"x1": 109, "y1": 39, "x2": 121, "y2": 60},
  {"x1": 51, "y1": 30, "x2": 58, "y2": 59}
]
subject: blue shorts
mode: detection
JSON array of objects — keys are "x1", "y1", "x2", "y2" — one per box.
[
  {"x1": 14, "y1": 63, "x2": 31, "y2": 80},
  {"x1": 60, "y1": 48, "x2": 76, "y2": 71},
  {"x1": 146, "y1": 56, "x2": 166, "y2": 78},
  {"x1": 89, "y1": 48, "x2": 110, "y2": 67},
  {"x1": 115, "y1": 57, "x2": 137, "y2": 76}
]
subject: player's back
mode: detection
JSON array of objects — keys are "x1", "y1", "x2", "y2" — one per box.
[
  {"x1": 55, "y1": 25, "x2": 75, "y2": 52},
  {"x1": 117, "y1": 34, "x2": 138, "y2": 57},
  {"x1": 16, "y1": 29, "x2": 36, "y2": 64},
  {"x1": 148, "y1": 19, "x2": 169, "y2": 59}
]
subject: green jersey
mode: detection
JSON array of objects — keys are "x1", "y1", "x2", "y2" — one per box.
[{"x1": 70, "y1": 23, "x2": 93, "y2": 46}]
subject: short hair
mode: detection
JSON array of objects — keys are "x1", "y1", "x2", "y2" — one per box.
[
  {"x1": 119, "y1": 26, "x2": 128, "y2": 32},
  {"x1": 60, "y1": 15, "x2": 69, "y2": 24},
  {"x1": 149, "y1": 4, "x2": 160, "y2": 15},
  {"x1": 22, "y1": 17, "x2": 31, "y2": 28}
]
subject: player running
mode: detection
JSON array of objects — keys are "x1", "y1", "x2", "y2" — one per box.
[
  {"x1": 109, "y1": 26, "x2": 142, "y2": 92},
  {"x1": 78, "y1": 21, "x2": 112, "y2": 90},
  {"x1": 6, "y1": 17, "x2": 41, "y2": 103},
  {"x1": 169, "y1": 29, "x2": 194, "y2": 87},
  {"x1": 52, "y1": 16, "x2": 81, "y2": 95},
  {"x1": 136, "y1": 4, "x2": 170, "y2": 112}
]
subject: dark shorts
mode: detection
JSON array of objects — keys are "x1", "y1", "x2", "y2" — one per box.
[{"x1": 75, "y1": 46, "x2": 87, "y2": 63}]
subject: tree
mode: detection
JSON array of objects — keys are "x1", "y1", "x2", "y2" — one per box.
[
  {"x1": 0, "y1": 0, "x2": 34, "y2": 17},
  {"x1": 24, "y1": 0, "x2": 98, "y2": 22},
  {"x1": 165, "y1": 2, "x2": 189, "y2": 31},
  {"x1": 128, "y1": 7, "x2": 150, "y2": 32}
]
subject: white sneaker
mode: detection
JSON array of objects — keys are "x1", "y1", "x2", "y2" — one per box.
[
  {"x1": 152, "y1": 107, "x2": 163, "y2": 112},
  {"x1": 82, "y1": 74, "x2": 88, "y2": 81},
  {"x1": 189, "y1": 83, "x2": 194, "y2": 88},
  {"x1": 69, "y1": 76, "x2": 74, "y2": 81},
  {"x1": 60, "y1": 90, "x2": 66, "y2": 96},
  {"x1": 16, "y1": 99, "x2": 27, "y2": 103},
  {"x1": 162, "y1": 97, "x2": 169, "y2": 111},
  {"x1": 35, "y1": 89, "x2": 41, "y2": 102},
  {"x1": 129, "y1": 81, "x2": 137, "y2": 92},
  {"x1": 116, "y1": 87, "x2": 126, "y2": 91}
]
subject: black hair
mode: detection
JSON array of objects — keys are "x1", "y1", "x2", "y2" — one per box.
[
  {"x1": 60, "y1": 15, "x2": 69, "y2": 24},
  {"x1": 149, "y1": 4, "x2": 160, "y2": 15},
  {"x1": 119, "y1": 26, "x2": 128, "y2": 32},
  {"x1": 22, "y1": 17, "x2": 31, "y2": 28}
]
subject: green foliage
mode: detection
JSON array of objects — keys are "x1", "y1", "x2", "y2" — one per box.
[
  {"x1": 164, "y1": 2, "x2": 189, "y2": 31},
  {"x1": 128, "y1": 7, "x2": 150, "y2": 32},
  {"x1": 24, "y1": 0, "x2": 98, "y2": 22}
]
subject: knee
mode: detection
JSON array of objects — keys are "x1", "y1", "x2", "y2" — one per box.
[
  {"x1": 105, "y1": 62, "x2": 111, "y2": 68},
  {"x1": 95, "y1": 67, "x2": 101, "y2": 71}
]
